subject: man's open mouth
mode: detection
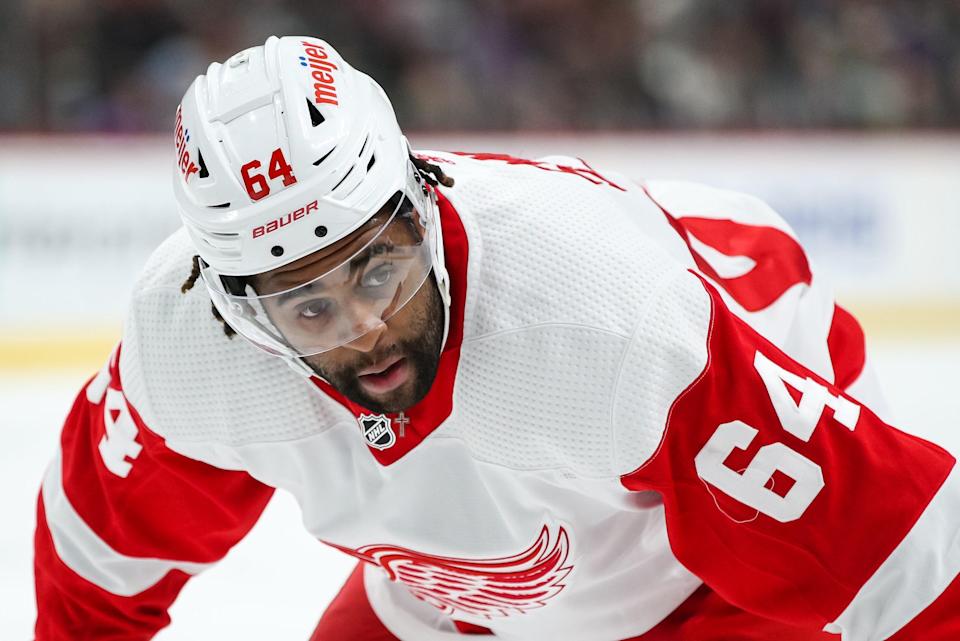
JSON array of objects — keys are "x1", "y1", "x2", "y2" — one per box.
[{"x1": 357, "y1": 355, "x2": 410, "y2": 395}]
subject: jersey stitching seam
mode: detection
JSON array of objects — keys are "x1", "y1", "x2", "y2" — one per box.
[
  {"x1": 615, "y1": 272, "x2": 715, "y2": 478},
  {"x1": 643, "y1": 274, "x2": 715, "y2": 471},
  {"x1": 626, "y1": 274, "x2": 715, "y2": 478},
  {"x1": 609, "y1": 270, "x2": 692, "y2": 478}
]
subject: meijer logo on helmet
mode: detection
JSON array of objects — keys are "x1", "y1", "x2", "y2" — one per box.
[
  {"x1": 300, "y1": 41, "x2": 338, "y2": 106},
  {"x1": 173, "y1": 106, "x2": 199, "y2": 182},
  {"x1": 252, "y1": 200, "x2": 319, "y2": 239}
]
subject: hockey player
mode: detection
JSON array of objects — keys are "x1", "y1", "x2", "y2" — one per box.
[{"x1": 34, "y1": 36, "x2": 960, "y2": 641}]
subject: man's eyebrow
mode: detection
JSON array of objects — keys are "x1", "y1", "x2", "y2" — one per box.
[
  {"x1": 348, "y1": 240, "x2": 394, "y2": 278},
  {"x1": 275, "y1": 281, "x2": 323, "y2": 305}
]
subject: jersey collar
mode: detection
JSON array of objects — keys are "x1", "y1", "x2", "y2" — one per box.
[{"x1": 311, "y1": 189, "x2": 468, "y2": 466}]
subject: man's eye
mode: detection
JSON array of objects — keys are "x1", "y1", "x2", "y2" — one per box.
[
  {"x1": 361, "y1": 264, "x2": 395, "y2": 288},
  {"x1": 299, "y1": 299, "x2": 332, "y2": 319}
]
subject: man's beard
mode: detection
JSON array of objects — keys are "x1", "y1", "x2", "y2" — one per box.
[{"x1": 305, "y1": 280, "x2": 445, "y2": 414}]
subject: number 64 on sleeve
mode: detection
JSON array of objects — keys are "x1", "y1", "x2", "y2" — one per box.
[{"x1": 694, "y1": 351, "x2": 861, "y2": 523}]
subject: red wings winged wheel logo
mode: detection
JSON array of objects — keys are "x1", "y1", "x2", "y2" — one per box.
[{"x1": 326, "y1": 525, "x2": 574, "y2": 618}]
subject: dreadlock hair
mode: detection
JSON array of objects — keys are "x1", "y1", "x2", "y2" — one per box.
[
  {"x1": 411, "y1": 154, "x2": 455, "y2": 188},
  {"x1": 181, "y1": 255, "x2": 239, "y2": 337},
  {"x1": 179, "y1": 151, "x2": 454, "y2": 338}
]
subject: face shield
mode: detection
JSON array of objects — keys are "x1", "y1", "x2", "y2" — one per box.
[{"x1": 199, "y1": 165, "x2": 437, "y2": 358}]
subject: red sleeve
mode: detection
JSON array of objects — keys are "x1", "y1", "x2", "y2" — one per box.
[
  {"x1": 621, "y1": 275, "x2": 960, "y2": 640},
  {"x1": 34, "y1": 345, "x2": 275, "y2": 641}
]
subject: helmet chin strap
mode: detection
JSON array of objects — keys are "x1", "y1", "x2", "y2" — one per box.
[
  {"x1": 427, "y1": 186, "x2": 452, "y2": 354},
  {"x1": 409, "y1": 142, "x2": 453, "y2": 352},
  {"x1": 285, "y1": 353, "x2": 321, "y2": 379},
  {"x1": 284, "y1": 188, "x2": 451, "y2": 382}
]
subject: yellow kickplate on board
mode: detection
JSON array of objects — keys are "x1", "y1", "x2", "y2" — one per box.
[
  {"x1": 845, "y1": 301, "x2": 960, "y2": 341},
  {"x1": 0, "y1": 330, "x2": 119, "y2": 372}
]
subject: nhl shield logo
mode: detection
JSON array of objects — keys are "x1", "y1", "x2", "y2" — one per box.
[{"x1": 359, "y1": 413, "x2": 396, "y2": 450}]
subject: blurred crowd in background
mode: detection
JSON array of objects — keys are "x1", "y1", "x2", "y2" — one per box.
[{"x1": 1, "y1": 0, "x2": 958, "y2": 133}]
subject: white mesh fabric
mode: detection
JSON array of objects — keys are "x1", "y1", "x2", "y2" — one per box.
[
  {"x1": 444, "y1": 326, "x2": 627, "y2": 477},
  {"x1": 120, "y1": 229, "x2": 352, "y2": 447},
  {"x1": 432, "y1": 154, "x2": 690, "y2": 476},
  {"x1": 612, "y1": 270, "x2": 712, "y2": 475},
  {"x1": 444, "y1": 154, "x2": 674, "y2": 340}
]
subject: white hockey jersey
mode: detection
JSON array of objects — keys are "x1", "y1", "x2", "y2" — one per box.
[{"x1": 35, "y1": 152, "x2": 960, "y2": 641}]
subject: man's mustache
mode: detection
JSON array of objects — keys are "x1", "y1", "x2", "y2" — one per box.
[{"x1": 347, "y1": 342, "x2": 404, "y2": 375}]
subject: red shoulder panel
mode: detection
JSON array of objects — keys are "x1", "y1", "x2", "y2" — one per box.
[{"x1": 622, "y1": 276, "x2": 954, "y2": 629}]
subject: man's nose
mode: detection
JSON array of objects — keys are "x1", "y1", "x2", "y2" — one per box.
[
  {"x1": 340, "y1": 303, "x2": 388, "y2": 353},
  {"x1": 342, "y1": 322, "x2": 387, "y2": 352}
]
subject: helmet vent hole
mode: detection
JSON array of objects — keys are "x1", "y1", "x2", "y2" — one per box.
[
  {"x1": 331, "y1": 165, "x2": 355, "y2": 191},
  {"x1": 313, "y1": 147, "x2": 335, "y2": 166},
  {"x1": 358, "y1": 135, "x2": 369, "y2": 158},
  {"x1": 306, "y1": 98, "x2": 325, "y2": 127},
  {"x1": 271, "y1": 246, "x2": 284, "y2": 257},
  {"x1": 197, "y1": 149, "x2": 210, "y2": 178},
  {"x1": 209, "y1": 202, "x2": 231, "y2": 209},
  {"x1": 366, "y1": 154, "x2": 376, "y2": 171}
]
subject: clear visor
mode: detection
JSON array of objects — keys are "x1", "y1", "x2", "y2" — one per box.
[{"x1": 200, "y1": 172, "x2": 436, "y2": 358}]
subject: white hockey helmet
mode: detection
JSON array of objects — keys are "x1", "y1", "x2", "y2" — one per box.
[{"x1": 173, "y1": 36, "x2": 446, "y2": 358}]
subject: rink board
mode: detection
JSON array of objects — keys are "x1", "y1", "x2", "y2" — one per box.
[{"x1": 1, "y1": 133, "x2": 958, "y2": 372}]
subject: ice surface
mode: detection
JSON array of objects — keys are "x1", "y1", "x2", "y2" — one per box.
[{"x1": 2, "y1": 340, "x2": 959, "y2": 639}]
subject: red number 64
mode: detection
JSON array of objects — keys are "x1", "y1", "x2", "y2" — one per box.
[{"x1": 240, "y1": 148, "x2": 297, "y2": 201}]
